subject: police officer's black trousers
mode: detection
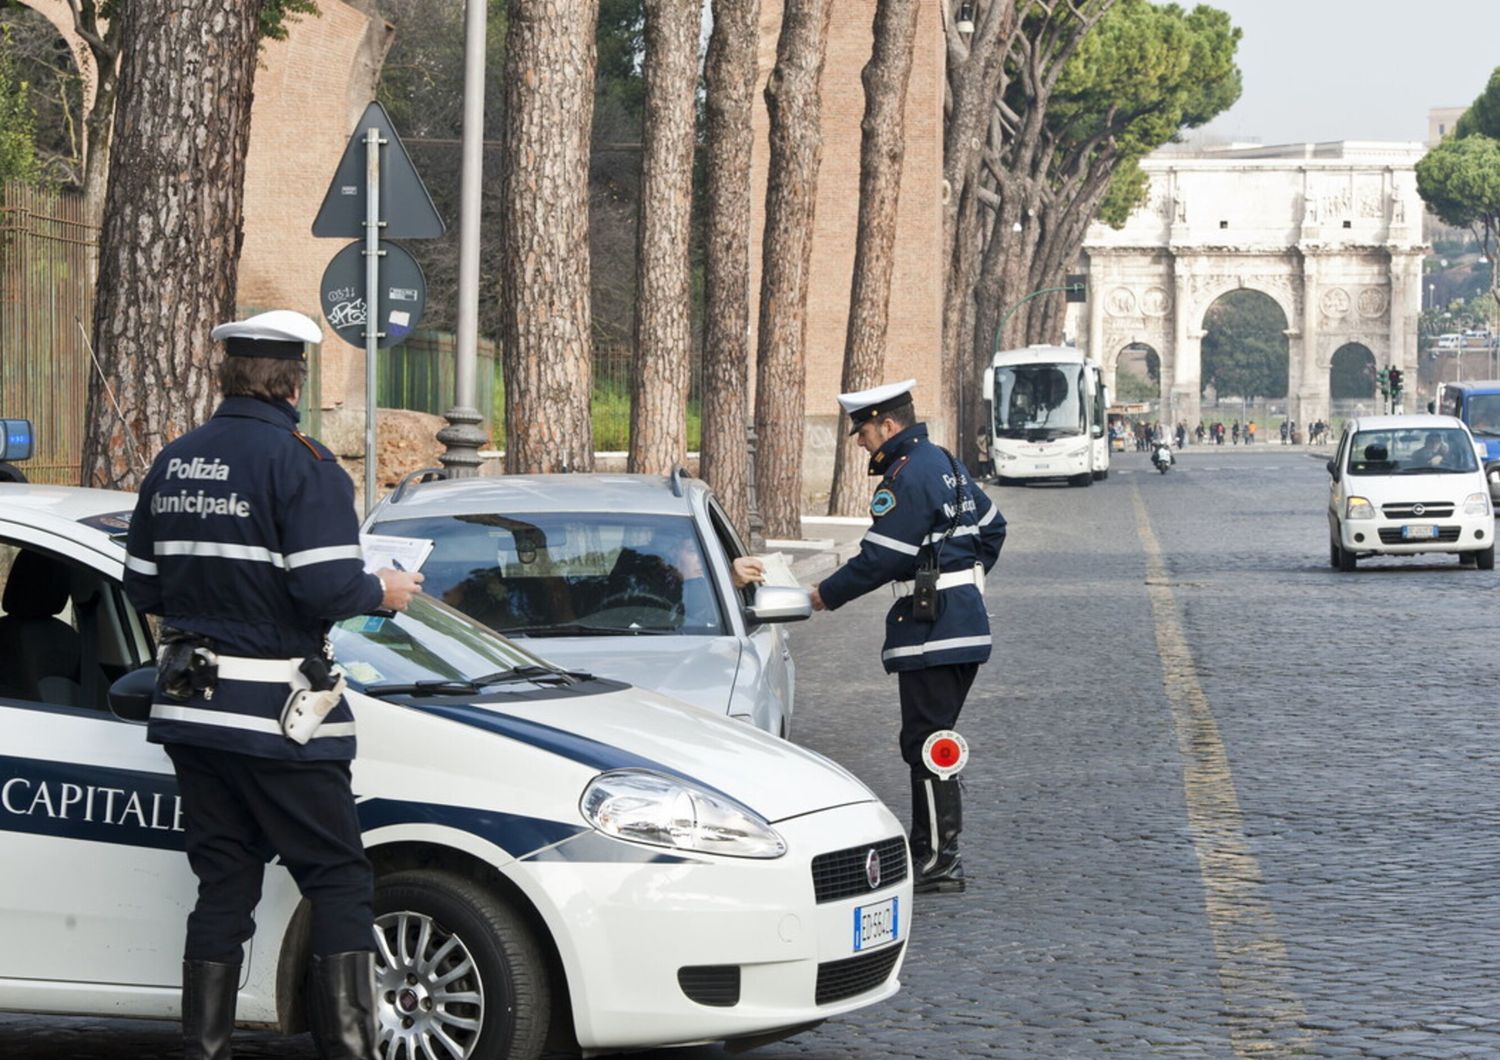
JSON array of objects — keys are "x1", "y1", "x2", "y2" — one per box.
[
  {"x1": 166, "y1": 744, "x2": 375, "y2": 964},
  {"x1": 896, "y1": 662, "x2": 978, "y2": 779}
]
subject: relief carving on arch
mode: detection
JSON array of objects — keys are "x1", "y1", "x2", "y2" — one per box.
[
  {"x1": 1105, "y1": 287, "x2": 1139, "y2": 317},
  {"x1": 1140, "y1": 286, "x2": 1171, "y2": 317},
  {"x1": 1357, "y1": 287, "x2": 1389, "y2": 318},
  {"x1": 1188, "y1": 273, "x2": 1298, "y2": 326},
  {"x1": 1320, "y1": 287, "x2": 1351, "y2": 320}
]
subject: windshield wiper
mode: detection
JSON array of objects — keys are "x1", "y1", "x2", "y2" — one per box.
[
  {"x1": 467, "y1": 666, "x2": 582, "y2": 686},
  {"x1": 363, "y1": 678, "x2": 491, "y2": 697},
  {"x1": 503, "y1": 622, "x2": 673, "y2": 637}
]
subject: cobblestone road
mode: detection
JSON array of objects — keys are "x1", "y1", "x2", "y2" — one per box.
[{"x1": 7, "y1": 445, "x2": 1499, "y2": 1057}]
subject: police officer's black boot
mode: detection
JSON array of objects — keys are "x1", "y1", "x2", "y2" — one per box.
[
  {"x1": 913, "y1": 777, "x2": 965, "y2": 895},
  {"x1": 182, "y1": 959, "x2": 239, "y2": 1060},
  {"x1": 310, "y1": 951, "x2": 379, "y2": 1060},
  {"x1": 908, "y1": 779, "x2": 935, "y2": 876}
]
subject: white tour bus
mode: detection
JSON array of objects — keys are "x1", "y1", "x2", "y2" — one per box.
[{"x1": 982, "y1": 345, "x2": 1110, "y2": 486}]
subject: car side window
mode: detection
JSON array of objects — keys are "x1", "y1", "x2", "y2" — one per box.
[
  {"x1": 706, "y1": 498, "x2": 756, "y2": 611},
  {"x1": 0, "y1": 539, "x2": 150, "y2": 712}
]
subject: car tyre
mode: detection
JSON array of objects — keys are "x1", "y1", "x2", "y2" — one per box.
[
  {"x1": 1478, "y1": 545, "x2": 1496, "y2": 570},
  {"x1": 1329, "y1": 536, "x2": 1342, "y2": 570},
  {"x1": 1337, "y1": 542, "x2": 1358, "y2": 572},
  {"x1": 373, "y1": 870, "x2": 551, "y2": 1060}
]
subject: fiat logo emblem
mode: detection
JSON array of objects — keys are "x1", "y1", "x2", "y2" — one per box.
[
  {"x1": 1412, "y1": 504, "x2": 1426, "y2": 516},
  {"x1": 865, "y1": 848, "x2": 882, "y2": 890}
]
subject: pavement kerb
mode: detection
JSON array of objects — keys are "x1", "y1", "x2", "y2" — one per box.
[{"x1": 780, "y1": 516, "x2": 870, "y2": 584}]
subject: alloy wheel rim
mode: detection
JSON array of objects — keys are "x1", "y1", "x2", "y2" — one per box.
[{"x1": 373, "y1": 909, "x2": 486, "y2": 1059}]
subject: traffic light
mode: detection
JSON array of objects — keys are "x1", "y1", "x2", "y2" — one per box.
[
  {"x1": 1378, "y1": 367, "x2": 1390, "y2": 397},
  {"x1": 1389, "y1": 368, "x2": 1403, "y2": 398}
]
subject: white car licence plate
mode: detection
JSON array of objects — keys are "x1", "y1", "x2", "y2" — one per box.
[
  {"x1": 1402, "y1": 524, "x2": 1439, "y2": 540},
  {"x1": 853, "y1": 897, "x2": 899, "y2": 952}
]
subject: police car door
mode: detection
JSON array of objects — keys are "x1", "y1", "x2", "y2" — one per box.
[{"x1": 0, "y1": 528, "x2": 194, "y2": 992}]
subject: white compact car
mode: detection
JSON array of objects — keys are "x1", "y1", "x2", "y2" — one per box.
[
  {"x1": 1326, "y1": 414, "x2": 1495, "y2": 570},
  {"x1": 0, "y1": 484, "x2": 911, "y2": 1059}
]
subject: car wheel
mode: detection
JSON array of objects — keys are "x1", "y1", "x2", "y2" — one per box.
[
  {"x1": 1478, "y1": 545, "x2": 1496, "y2": 570},
  {"x1": 1329, "y1": 536, "x2": 1342, "y2": 570},
  {"x1": 374, "y1": 870, "x2": 550, "y2": 1060},
  {"x1": 1337, "y1": 542, "x2": 1358, "y2": 572}
]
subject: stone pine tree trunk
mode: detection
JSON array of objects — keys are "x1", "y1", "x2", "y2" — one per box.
[
  {"x1": 80, "y1": 0, "x2": 266, "y2": 490},
  {"x1": 628, "y1": 0, "x2": 698, "y2": 475},
  {"x1": 826, "y1": 0, "x2": 921, "y2": 517},
  {"x1": 754, "y1": 0, "x2": 834, "y2": 541},
  {"x1": 500, "y1": 0, "x2": 599, "y2": 474},
  {"x1": 699, "y1": 0, "x2": 762, "y2": 539}
]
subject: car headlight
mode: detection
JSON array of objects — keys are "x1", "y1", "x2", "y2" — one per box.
[
  {"x1": 1345, "y1": 496, "x2": 1375, "y2": 520},
  {"x1": 580, "y1": 770, "x2": 787, "y2": 859},
  {"x1": 1465, "y1": 491, "x2": 1490, "y2": 515}
]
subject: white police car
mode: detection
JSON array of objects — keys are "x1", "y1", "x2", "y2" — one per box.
[{"x1": 0, "y1": 483, "x2": 911, "y2": 1059}]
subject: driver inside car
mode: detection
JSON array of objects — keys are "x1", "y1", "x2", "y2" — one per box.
[
  {"x1": 1410, "y1": 432, "x2": 1451, "y2": 468},
  {"x1": 602, "y1": 530, "x2": 765, "y2": 630}
]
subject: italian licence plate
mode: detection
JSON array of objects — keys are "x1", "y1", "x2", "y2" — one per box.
[
  {"x1": 853, "y1": 897, "x2": 899, "y2": 952},
  {"x1": 1402, "y1": 524, "x2": 1439, "y2": 540}
]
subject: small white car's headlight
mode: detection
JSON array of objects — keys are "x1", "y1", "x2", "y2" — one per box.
[
  {"x1": 581, "y1": 770, "x2": 787, "y2": 859},
  {"x1": 1464, "y1": 491, "x2": 1490, "y2": 515},
  {"x1": 1345, "y1": 496, "x2": 1375, "y2": 520}
]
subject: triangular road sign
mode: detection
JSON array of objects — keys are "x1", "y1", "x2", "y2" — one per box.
[{"x1": 312, "y1": 101, "x2": 446, "y2": 239}]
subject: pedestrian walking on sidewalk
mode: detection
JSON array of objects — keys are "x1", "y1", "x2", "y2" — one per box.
[{"x1": 809, "y1": 379, "x2": 1007, "y2": 895}]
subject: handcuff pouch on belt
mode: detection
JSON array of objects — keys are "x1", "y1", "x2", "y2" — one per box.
[
  {"x1": 279, "y1": 644, "x2": 348, "y2": 745},
  {"x1": 910, "y1": 449, "x2": 968, "y2": 624},
  {"x1": 158, "y1": 629, "x2": 220, "y2": 702}
]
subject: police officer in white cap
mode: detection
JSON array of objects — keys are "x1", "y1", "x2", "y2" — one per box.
[
  {"x1": 124, "y1": 310, "x2": 424, "y2": 1059},
  {"x1": 810, "y1": 379, "x2": 1006, "y2": 894}
]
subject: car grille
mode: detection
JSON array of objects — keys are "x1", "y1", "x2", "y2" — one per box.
[
  {"x1": 1382, "y1": 502, "x2": 1455, "y2": 518},
  {"x1": 1378, "y1": 526, "x2": 1462, "y2": 544},
  {"x1": 815, "y1": 942, "x2": 905, "y2": 1005},
  {"x1": 810, "y1": 837, "x2": 908, "y2": 903},
  {"x1": 677, "y1": 965, "x2": 741, "y2": 1007}
]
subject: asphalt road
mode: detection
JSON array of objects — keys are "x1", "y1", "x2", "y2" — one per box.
[{"x1": 8, "y1": 444, "x2": 1500, "y2": 1058}]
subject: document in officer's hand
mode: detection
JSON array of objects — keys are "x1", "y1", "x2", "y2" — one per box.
[
  {"x1": 756, "y1": 552, "x2": 799, "y2": 589},
  {"x1": 360, "y1": 533, "x2": 434, "y2": 574}
]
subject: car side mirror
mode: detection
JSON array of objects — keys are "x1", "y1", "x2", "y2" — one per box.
[
  {"x1": 746, "y1": 585, "x2": 812, "y2": 625},
  {"x1": 1326, "y1": 459, "x2": 1338, "y2": 478},
  {"x1": 1427, "y1": 401, "x2": 1435, "y2": 414},
  {"x1": 108, "y1": 665, "x2": 156, "y2": 723}
]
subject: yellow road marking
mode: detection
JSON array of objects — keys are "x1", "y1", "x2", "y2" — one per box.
[{"x1": 1133, "y1": 487, "x2": 1313, "y2": 1056}]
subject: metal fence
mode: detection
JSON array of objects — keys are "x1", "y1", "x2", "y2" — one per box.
[
  {"x1": 0, "y1": 182, "x2": 97, "y2": 484},
  {"x1": 380, "y1": 330, "x2": 496, "y2": 440}
]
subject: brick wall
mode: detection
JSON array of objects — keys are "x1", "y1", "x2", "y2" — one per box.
[{"x1": 750, "y1": 0, "x2": 946, "y2": 501}]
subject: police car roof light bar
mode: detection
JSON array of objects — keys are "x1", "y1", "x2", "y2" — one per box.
[{"x1": 1, "y1": 418, "x2": 33, "y2": 462}]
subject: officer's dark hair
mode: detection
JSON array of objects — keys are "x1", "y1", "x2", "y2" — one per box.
[
  {"x1": 219, "y1": 356, "x2": 307, "y2": 402},
  {"x1": 882, "y1": 402, "x2": 917, "y2": 431}
]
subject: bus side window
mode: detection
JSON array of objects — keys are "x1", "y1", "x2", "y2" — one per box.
[{"x1": 1442, "y1": 392, "x2": 1461, "y2": 417}]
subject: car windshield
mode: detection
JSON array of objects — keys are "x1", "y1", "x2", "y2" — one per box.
[
  {"x1": 369, "y1": 511, "x2": 726, "y2": 636},
  {"x1": 1347, "y1": 428, "x2": 1479, "y2": 475},
  {"x1": 329, "y1": 593, "x2": 560, "y2": 692},
  {"x1": 993, "y1": 364, "x2": 1086, "y2": 440},
  {"x1": 1466, "y1": 393, "x2": 1500, "y2": 437}
]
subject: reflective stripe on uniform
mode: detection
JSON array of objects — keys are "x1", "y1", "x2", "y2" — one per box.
[
  {"x1": 881, "y1": 634, "x2": 992, "y2": 662},
  {"x1": 150, "y1": 703, "x2": 355, "y2": 739},
  {"x1": 865, "y1": 530, "x2": 921, "y2": 556},
  {"x1": 926, "y1": 524, "x2": 980, "y2": 544},
  {"x1": 125, "y1": 554, "x2": 159, "y2": 576},
  {"x1": 155, "y1": 540, "x2": 286, "y2": 566},
  {"x1": 285, "y1": 544, "x2": 365, "y2": 569},
  {"x1": 976, "y1": 505, "x2": 999, "y2": 527}
]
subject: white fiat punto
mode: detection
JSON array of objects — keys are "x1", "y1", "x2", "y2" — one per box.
[
  {"x1": 1327, "y1": 414, "x2": 1495, "y2": 571},
  {"x1": 0, "y1": 484, "x2": 911, "y2": 1059}
]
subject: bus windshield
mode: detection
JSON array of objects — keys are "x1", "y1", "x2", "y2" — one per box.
[
  {"x1": 993, "y1": 364, "x2": 1086, "y2": 440},
  {"x1": 1465, "y1": 393, "x2": 1500, "y2": 437}
]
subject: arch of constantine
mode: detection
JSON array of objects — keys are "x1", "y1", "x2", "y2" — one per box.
[{"x1": 1081, "y1": 142, "x2": 1429, "y2": 428}]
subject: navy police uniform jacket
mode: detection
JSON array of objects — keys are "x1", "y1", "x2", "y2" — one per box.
[
  {"x1": 818, "y1": 423, "x2": 1006, "y2": 673},
  {"x1": 123, "y1": 396, "x2": 383, "y2": 761}
]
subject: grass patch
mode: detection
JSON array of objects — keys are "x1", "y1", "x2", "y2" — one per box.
[{"x1": 491, "y1": 376, "x2": 701, "y2": 452}]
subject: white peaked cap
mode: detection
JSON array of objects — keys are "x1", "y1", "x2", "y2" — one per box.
[
  {"x1": 837, "y1": 379, "x2": 917, "y2": 415},
  {"x1": 211, "y1": 310, "x2": 323, "y2": 346}
]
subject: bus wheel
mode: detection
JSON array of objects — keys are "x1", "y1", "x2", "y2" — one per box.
[
  {"x1": 1069, "y1": 473, "x2": 1092, "y2": 487},
  {"x1": 1092, "y1": 469, "x2": 1108, "y2": 481}
]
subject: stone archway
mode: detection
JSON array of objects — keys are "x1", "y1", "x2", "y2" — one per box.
[
  {"x1": 1200, "y1": 289, "x2": 1290, "y2": 419},
  {"x1": 1330, "y1": 342, "x2": 1376, "y2": 399},
  {"x1": 1084, "y1": 144, "x2": 1427, "y2": 434}
]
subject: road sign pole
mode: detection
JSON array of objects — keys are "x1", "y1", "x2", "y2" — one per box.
[{"x1": 364, "y1": 126, "x2": 383, "y2": 515}]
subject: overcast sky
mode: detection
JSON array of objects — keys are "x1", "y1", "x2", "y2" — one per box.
[{"x1": 1193, "y1": 0, "x2": 1500, "y2": 145}]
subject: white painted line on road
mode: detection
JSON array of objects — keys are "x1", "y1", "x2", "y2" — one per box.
[{"x1": 1132, "y1": 486, "x2": 1313, "y2": 1057}]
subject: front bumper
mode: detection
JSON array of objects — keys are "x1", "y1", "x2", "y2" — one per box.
[
  {"x1": 1336, "y1": 512, "x2": 1493, "y2": 555},
  {"x1": 526, "y1": 799, "x2": 912, "y2": 1051},
  {"x1": 995, "y1": 447, "x2": 1090, "y2": 479}
]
